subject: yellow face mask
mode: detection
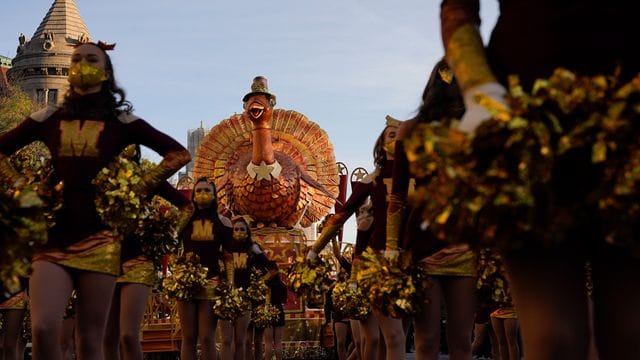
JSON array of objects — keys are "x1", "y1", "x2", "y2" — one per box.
[
  {"x1": 68, "y1": 62, "x2": 107, "y2": 89},
  {"x1": 194, "y1": 192, "x2": 215, "y2": 208},
  {"x1": 383, "y1": 140, "x2": 396, "y2": 157},
  {"x1": 233, "y1": 232, "x2": 248, "y2": 241}
]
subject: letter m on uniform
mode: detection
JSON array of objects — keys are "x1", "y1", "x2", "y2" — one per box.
[{"x1": 59, "y1": 120, "x2": 104, "y2": 157}]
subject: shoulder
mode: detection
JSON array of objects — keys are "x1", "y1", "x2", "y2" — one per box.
[
  {"x1": 29, "y1": 105, "x2": 60, "y2": 122},
  {"x1": 117, "y1": 112, "x2": 142, "y2": 124},
  {"x1": 218, "y1": 214, "x2": 232, "y2": 227}
]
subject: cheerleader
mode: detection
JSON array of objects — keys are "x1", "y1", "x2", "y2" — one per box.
[
  {"x1": 308, "y1": 119, "x2": 404, "y2": 360},
  {"x1": 440, "y1": 1, "x2": 640, "y2": 357},
  {"x1": 385, "y1": 59, "x2": 475, "y2": 360},
  {"x1": 263, "y1": 268, "x2": 287, "y2": 360},
  {"x1": 104, "y1": 176, "x2": 192, "y2": 360},
  {"x1": 176, "y1": 178, "x2": 232, "y2": 360},
  {"x1": 220, "y1": 215, "x2": 272, "y2": 360},
  {"x1": 0, "y1": 41, "x2": 190, "y2": 360}
]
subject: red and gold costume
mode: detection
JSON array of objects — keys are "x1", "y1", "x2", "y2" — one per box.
[
  {"x1": 223, "y1": 240, "x2": 271, "y2": 291},
  {"x1": 387, "y1": 122, "x2": 475, "y2": 276},
  {"x1": 312, "y1": 161, "x2": 394, "y2": 280},
  {"x1": 180, "y1": 209, "x2": 232, "y2": 300},
  {"x1": 0, "y1": 92, "x2": 189, "y2": 276},
  {"x1": 118, "y1": 182, "x2": 190, "y2": 286},
  {"x1": 313, "y1": 162, "x2": 393, "y2": 255}
]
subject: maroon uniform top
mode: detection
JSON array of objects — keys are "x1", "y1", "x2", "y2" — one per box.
[
  {"x1": 391, "y1": 139, "x2": 445, "y2": 261},
  {"x1": 332, "y1": 160, "x2": 393, "y2": 255},
  {"x1": 0, "y1": 92, "x2": 188, "y2": 250},
  {"x1": 181, "y1": 209, "x2": 232, "y2": 278},
  {"x1": 441, "y1": 0, "x2": 640, "y2": 88},
  {"x1": 223, "y1": 240, "x2": 271, "y2": 289}
]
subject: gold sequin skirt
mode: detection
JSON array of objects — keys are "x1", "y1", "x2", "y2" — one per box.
[
  {"x1": 0, "y1": 291, "x2": 28, "y2": 310},
  {"x1": 33, "y1": 230, "x2": 121, "y2": 276},
  {"x1": 419, "y1": 246, "x2": 476, "y2": 277},
  {"x1": 117, "y1": 256, "x2": 156, "y2": 286},
  {"x1": 491, "y1": 307, "x2": 517, "y2": 319},
  {"x1": 192, "y1": 277, "x2": 220, "y2": 301}
]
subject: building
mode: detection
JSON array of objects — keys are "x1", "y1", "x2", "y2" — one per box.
[
  {"x1": 7, "y1": 0, "x2": 91, "y2": 105},
  {"x1": 186, "y1": 121, "x2": 209, "y2": 176}
]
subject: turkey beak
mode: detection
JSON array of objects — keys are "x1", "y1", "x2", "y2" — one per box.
[{"x1": 248, "y1": 103, "x2": 265, "y2": 119}]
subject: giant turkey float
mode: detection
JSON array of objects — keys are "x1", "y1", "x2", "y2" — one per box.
[{"x1": 142, "y1": 76, "x2": 341, "y2": 357}]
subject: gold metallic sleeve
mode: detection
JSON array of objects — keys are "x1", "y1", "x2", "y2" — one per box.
[
  {"x1": 224, "y1": 253, "x2": 235, "y2": 286},
  {"x1": 141, "y1": 149, "x2": 191, "y2": 193},
  {"x1": 441, "y1": 0, "x2": 496, "y2": 91},
  {"x1": 175, "y1": 204, "x2": 194, "y2": 236},
  {"x1": 311, "y1": 213, "x2": 346, "y2": 254},
  {"x1": 386, "y1": 194, "x2": 405, "y2": 251}
]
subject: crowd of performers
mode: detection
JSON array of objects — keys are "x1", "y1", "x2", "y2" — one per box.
[
  {"x1": 2, "y1": 1, "x2": 640, "y2": 360},
  {"x1": 0, "y1": 41, "x2": 291, "y2": 360}
]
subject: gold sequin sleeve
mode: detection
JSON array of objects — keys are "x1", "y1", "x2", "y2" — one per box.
[{"x1": 441, "y1": 0, "x2": 496, "y2": 91}]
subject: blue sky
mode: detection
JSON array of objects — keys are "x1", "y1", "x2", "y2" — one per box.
[{"x1": 1, "y1": 1, "x2": 499, "y2": 244}]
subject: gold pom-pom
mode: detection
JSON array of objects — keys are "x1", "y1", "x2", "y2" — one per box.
[
  {"x1": 251, "y1": 302, "x2": 281, "y2": 328},
  {"x1": 246, "y1": 269, "x2": 269, "y2": 304},
  {"x1": 286, "y1": 255, "x2": 331, "y2": 303},
  {"x1": 211, "y1": 284, "x2": 250, "y2": 320},
  {"x1": 162, "y1": 252, "x2": 208, "y2": 301},
  {"x1": 92, "y1": 150, "x2": 149, "y2": 236},
  {"x1": 406, "y1": 69, "x2": 640, "y2": 252},
  {"x1": 331, "y1": 282, "x2": 370, "y2": 320},
  {"x1": 356, "y1": 248, "x2": 429, "y2": 318},
  {"x1": 475, "y1": 249, "x2": 512, "y2": 306},
  {"x1": 129, "y1": 197, "x2": 179, "y2": 270},
  {"x1": 1, "y1": 145, "x2": 62, "y2": 292}
]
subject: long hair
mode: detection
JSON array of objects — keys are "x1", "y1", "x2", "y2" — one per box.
[
  {"x1": 62, "y1": 43, "x2": 133, "y2": 115},
  {"x1": 372, "y1": 126, "x2": 392, "y2": 169},
  {"x1": 415, "y1": 58, "x2": 465, "y2": 124}
]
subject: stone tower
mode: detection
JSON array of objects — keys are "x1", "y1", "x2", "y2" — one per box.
[{"x1": 7, "y1": 0, "x2": 91, "y2": 105}]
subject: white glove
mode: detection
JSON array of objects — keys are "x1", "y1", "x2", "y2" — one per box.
[
  {"x1": 458, "y1": 82, "x2": 508, "y2": 133},
  {"x1": 383, "y1": 249, "x2": 399, "y2": 262},
  {"x1": 306, "y1": 249, "x2": 318, "y2": 264}
]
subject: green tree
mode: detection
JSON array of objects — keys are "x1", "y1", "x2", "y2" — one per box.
[{"x1": 0, "y1": 87, "x2": 37, "y2": 134}]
